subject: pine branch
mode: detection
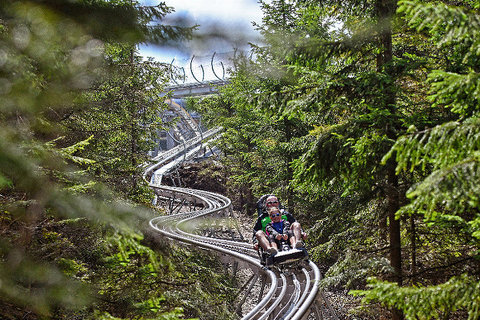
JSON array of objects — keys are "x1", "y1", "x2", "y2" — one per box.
[
  {"x1": 384, "y1": 117, "x2": 480, "y2": 173},
  {"x1": 405, "y1": 256, "x2": 478, "y2": 279}
]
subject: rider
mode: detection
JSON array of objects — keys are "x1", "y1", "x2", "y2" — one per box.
[
  {"x1": 252, "y1": 195, "x2": 306, "y2": 252},
  {"x1": 265, "y1": 207, "x2": 296, "y2": 251}
]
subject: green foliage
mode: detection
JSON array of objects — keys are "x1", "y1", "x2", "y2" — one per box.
[
  {"x1": 0, "y1": 6, "x2": 137, "y2": 316},
  {"x1": 95, "y1": 308, "x2": 198, "y2": 320},
  {"x1": 61, "y1": 42, "x2": 169, "y2": 199},
  {"x1": 382, "y1": 1, "x2": 480, "y2": 228},
  {"x1": 0, "y1": 0, "x2": 209, "y2": 318},
  {"x1": 352, "y1": 275, "x2": 480, "y2": 320},
  {"x1": 384, "y1": 118, "x2": 480, "y2": 229},
  {"x1": 57, "y1": 257, "x2": 88, "y2": 277},
  {"x1": 91, "y1": 231, "x2": 184, "y2": 319},
  {"x1": 324, "y1": 251, "x2": 392, "y2": 290},
  {"x1": 352, "y1": 0, "x2": 480, "y2": 317},
  {"x1": 0, "y1": 243, "x2": 92, "y2": 316},
  {"x1": 398, "y1": 1, "x2": 480, "y2": 115},
  {"x1": 162, "y1": 246, "x2": 237, "y2": 320},
  {"x1": 200, "y1": 0, "x2": 480, "y2": 318},
  {"x1": 106, "y1": 232, "x2": 171, "y2": 272},
  {"x1": 313, "y1": 193, "x2": 394, "y2": 289}
]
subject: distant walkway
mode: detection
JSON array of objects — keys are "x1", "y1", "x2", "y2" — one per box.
[
  {"x1": 163, "y1": 50, "x2": 247, "y2": 98},
  {"x1": 164, "y1": 79, "x2": 228, "y2": 98}
]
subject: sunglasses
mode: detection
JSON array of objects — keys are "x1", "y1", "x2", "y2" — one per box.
[
  {"x1": 270, "y1": 213, "x2": 280, "y2": 217},
  {"x1": 266, "y1": 201, "x2": 278, "y2": 205}
]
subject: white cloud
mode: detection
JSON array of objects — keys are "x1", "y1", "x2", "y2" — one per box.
[
  {"x1": 140, "y1": 0, "x2": 263, "y2": 81},
  {"x1": 164, "y1": 0, "x2": 263, "y2": 23}
]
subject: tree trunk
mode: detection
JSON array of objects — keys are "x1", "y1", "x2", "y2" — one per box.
[
  {"x1": 129, "y1": 47, "x2": 138, "y2": 191},
  {"x1": 387, "y1": 164, "x2": 402, "y2": 285},
  {"x1": 245, "y1": 183, "x2": 255, "y2": 215},
  {"x1": 410, "y1": 214, "x2": 417, "y2": 278},
  {"x1": 377, "y1": 0, "x2": 403, "y2": 319},
  {"x1": 283, "y1": 117, "x2": 295, "y2": 214}
]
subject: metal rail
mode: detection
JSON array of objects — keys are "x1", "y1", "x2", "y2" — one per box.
[{"x1": 144, "y1": 130, "x2": 333, "y2": 319}]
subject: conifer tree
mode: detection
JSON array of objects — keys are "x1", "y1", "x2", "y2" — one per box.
[
  {"x1": 257, "y1": 0, "x2": 406, "y2": 301},
  {"x1": 207, "y1": 0, "x2": 445, "y2": 317},
  {"x1": 353, "y1": 1, "x2": 480, "y2": 318},
  {"x1": 0, "y1": 0, "x2": 192, "y2": 316}
]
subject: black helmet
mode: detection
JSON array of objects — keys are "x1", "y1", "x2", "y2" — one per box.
[{"x1": 256, "y1": 194, "x2": 274, "y2": 216}]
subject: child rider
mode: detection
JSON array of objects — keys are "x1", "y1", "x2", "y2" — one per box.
[{"x1": 265, "y1": 207, "x2": 297, "y2": 251}]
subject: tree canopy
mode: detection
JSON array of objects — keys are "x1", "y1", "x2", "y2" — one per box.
[{"x1": 0, "y1": 1, "x2": 236, "y2": 319}]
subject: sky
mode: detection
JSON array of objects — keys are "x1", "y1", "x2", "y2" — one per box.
[{"x1": 140, "y1": 0, "x2": 264, "y2": 66}]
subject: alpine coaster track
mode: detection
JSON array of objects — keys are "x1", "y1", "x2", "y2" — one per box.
[{"x1": 144, "y1": 131, "x2": 339, "y2": 319}]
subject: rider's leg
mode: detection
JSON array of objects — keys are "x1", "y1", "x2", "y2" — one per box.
[
  {"x1": 291, "y1": 222, "x2": 302, "y2": 240},
  {"x1": 256, "y1": 230, "x2": 273, "y2": 251},
  {"x1": 291, "y1": 222, "x2": 304, "y2": 248},
  {"x1": 286, "y1": 230, "x2": 296, "y2": 247},
  {"x1": 288, "y1": 235, "x2": 296, "y2": 247},
  {"x1": 270, "y1": 240, "x2": 278, "y2": 250}
]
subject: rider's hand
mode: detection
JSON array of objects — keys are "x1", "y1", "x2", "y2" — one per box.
[
  {"x1": 253, "y1": 242, "x2": 259, "y2": 250},
  {"x1": 302, "y1": 232, "x2": 307, "y2": 240},
  {"x1": 276, "y1": 235, "x2": 282, "y2": 240},
  {"x1": 282, "y1": 234, "x2": 288, "y2": 240}
]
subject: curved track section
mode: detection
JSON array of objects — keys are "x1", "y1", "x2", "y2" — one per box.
[{"x1": 145, "y1": 131, "x2": 334, "y2": 319}]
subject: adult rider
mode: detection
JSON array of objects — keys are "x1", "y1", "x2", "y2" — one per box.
[{"x1": 252, "y1": 195, "x2": 306, "y2": 253}]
